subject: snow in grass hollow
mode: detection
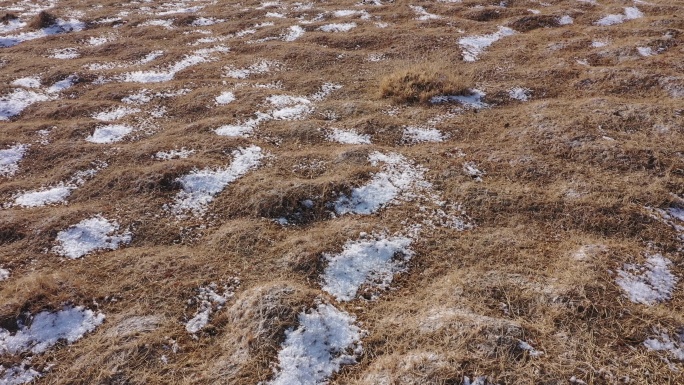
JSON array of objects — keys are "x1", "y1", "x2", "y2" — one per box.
[
  {"x1": 121, "y1": 46, "x2": 229, "y2": 83},
  {"x1": 155, "y1": 148, "x2": 195, "y2": 160},
  {"x1": 319, "y1": 22, "x2": 357, "y2": 32},
  {"x1": 170, "y1": 146, "x2": 264, "y2": 216},
  {"x1": 0, "y1": 306, "x2": 104, "y2": 354},
  {"x1": 185, "y1": 280, "x2": 238, "y2": 334},
  {"x1": 410, "y1": 5, "x2": 441, "y2": 20},
  {"x1": 509, "y1": 87, "x2": 531, "y2": 101},
  {"x1": 322, "y1": 234, "x2": 414, "y2": 301},
  {"x1": 282, "y1": 25, "x2": 304, "y2": 41},
  {"x1": 12, "y1": 162, "x2": 106, "y2": 207},
  {"x1": 595, "y1": 7, "x2": 643, "y2": 26},
  {"x1": 0, "y1": 18, "x2": 85, "y2": 48},
  {"x1": 0, "y1": 144, "x2": 27, "y2": 177},
  {"x1": 402, "y1": 126, "x2": 445, "y2": 144},
  {"x1": 215, "y1": 91, "x2": 235, "y2": 105},
  {"x1": 224, "y1": 59, "x2": 280, "y2": 79},
  {"x1": 430, "y1": 89, "x2": 488, "y2": 108},
  {"x1": 92, "y1": 106, "x2": 141, "y2": 121},
  {"x1": 86, "y1": 124, "x2": 134, "y2": 143},
  {"x1": 11, "y1": 77, "x2": 41, "y2": 88},
  {"x1": 327, "y1": 128, "x2": 371, "y2": 144},
  {"x1": 643, "y1": 328, "x2": 684, "y2": 361},
  {"x1": 0, "y1": 362, "x2": 41, "y2": 385},
  {"x1": 616, "y1": 254, "x2": 678, "y2": 305},
  {"x1": 459, "y1": 26, "x2": 515, "y2": 62},
  {"x1": 267, "y1": 304, "x2": 364, "y2": 385},
  {"x1": 0, "y1": 89, "x2": 49, "y2": 120},
  {"x1": 52, "y1": 215, "x2": 131, "y2": 259}
]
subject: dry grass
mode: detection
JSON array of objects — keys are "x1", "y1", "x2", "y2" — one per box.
[
  {"x1": 27, "y1": 11, "x2": 57, "y2": 30},
  {"x1": 0, "y1": 0, "x2": 683, "y2": 383}
]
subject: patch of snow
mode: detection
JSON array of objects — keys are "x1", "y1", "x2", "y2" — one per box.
[
  {"x1": 0, "y1": 306, "x2": 104, "y2": 354},
  {"x1": 215, "y1": 91, "x2": 235, "y2": 105},
  {"x1": 463, "y1": 162, "x2": 485, "y2": 182},
  {"x1": 0, "y1": 144, "x2": 28, "y2": 177},
  {"x1": 214, "y1": 112, "x2": 270, "y2": 137},
  {"x1": 185, "y1": 280, "x2": 238, "y2": 334},
  {"x1": 319, "y1": 22, "x2": 357, "y2": 32},
  {"x1": 402, "y1": 126, "x2": 445, "y2": 144},
  {"x1": 0, "y1": 89, "x2": 49, "y2": 120},
  {"x1": 311, "y1": 82, "x2": 342, "y2": 101},
  {"x1": 518, "y1": 340, "x2": 544, "y2": 357},
  {"x1": 0, "y1": 361, "x2": 41, "y2": 385},
  {"x1": 283, "y1": 25, "x2": 305, "y2": 41},
  {"x1": 86, "y1": 124, "x2": 134, "y2": 143},
  {"x1": 322, "y1": 234, "x2": 413, "y2": 301},
  {"x1": 170, "y1": 146, "x2": 263, "y2": 216},
  {"x1": 140, "y1": 19, "x2": 174, "y2": 29},
  {"x1": 410, "y1": 5, "x2": 441, "y2": 20},
  {"x1": 643, "y1": 328, "x2": 684, "y2": 361},
  {"x1": 0, "y1": 18, "x2": 26, "y2": 34},
  {"x1": 224, "y1": 59, "x2": 280, "y2": 79},
  {"x1": 87, "y1": 35, "x2": 113, "y2": 46},
  {"x1": 595, "y1": 7, "x2": 643, "y2": 26},
  {"x1": 327, "y1": 128, "x2": 371, "y2": 145},
  {"x1": 558, "y1": 15, "x2": 573, "y2": 25},
  {"x1": 50, "y1": 47, "x2": 80, "y2": 59},
  {"x1": 0, "y1": 268, "x2": 8, "y2": 281},
  {"x1": 11, "y1": 77, "x2": 41, "y2": 89},
  {"x1": 267, "y1": 95, "x2": 313, "y2": 120},
  {"x1": 267, "y1": 304, "x2": 364, "y2": 385},
  {"x1": 121, "y1": 46, "x2": 229, "y2": 83},
  {"x1": 637, "y1": 46, "x2": 653, "y2": 56},
  {"x1": 192, "y1": 17, "x2": 224, "y2": 26},
  {"x1": 52, "y1": 215, "x2": 131, "y2": 259},
  {"x1": 92, "y1": 106, "x2": 141, "y2": 121},
  {"x1": 14, "y1": 185, "x2": 73, "y2": 207},
  {"x1": 155, "y1": 148, "x2": 195, "y2": 160},
  {"x1": 46, "y1": 75, "x2": 78, "y2": 94},
  {"x1": 459, "y1": 26, "x2": 515, "y2": 62},
  {"x1": 616, "y1": 254, "x2": 678, "y2": 305},
  {"x1": 431, "y1": 89, "x2": 488, "y2": 108},
  {"x1": 509, "y1": 87, "x2": 531, "y2": 101},
  {"x1": 0, "y1": 18, "x2": 85, "y2": 48}
]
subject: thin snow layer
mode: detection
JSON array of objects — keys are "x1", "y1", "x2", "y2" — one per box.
[
  {"x1": 402, "y1": 126, "x2": 445, "y2": 143},
  {"x1": 410, "y1": 5, "x2": 441, "y2": 20},
  {"x1": 459, "y1": 26, "x2": 515, "y2": 62},
  {"x1": 0, "y1": 89, "x2": 49, "y2": 120},
  {"x1": 155, "y1": 148, "x2": 194, "y2": 160},
  {"x1": 643, "y1": 329, "x2": 684, "y2": 361},
  {"x1": 268, "y1": 95, "x2": 313, "y2": 120},
  {"x1": 214, "y1": 113, "x2": 269, "y2": 137},
  {"x1": 327, "y1": 128, "x2": 371, "y2": 144},
  {"x1": 0, "y1": 19, "x2": 26, "y2": 34},
  {"x1": 14, "y1": 185, "x2": 73, "y2": 207},
  {"x1": 267, "y1": 304, "x2": 364, "y2": 385},
  {"x1": 121, "y1": 46, "x2": 229, "y2": 83},
  {"x1": 224, "y1": 59, "x2": 279, "y2": 79},
  {"x1": 185, "y1": 281, "x2": 237, "y2": 333},
  {"x1": 319, "y1": 22, "x2": 357, "y2": 32},
  {"x1": 509, "y1": 87, "x2": 531, "y2": 101},
  {"x1": 637, "y1": 46, "x2": 653, "y2": 56},
  {"x1": 430, "y1": 89, "x2": 488, "y2": 108},
  {"x1": 46, "y1": 74, "x2": 78, "y2": 94},
  {"x1": 171, "y1": 146, "x2": 264, "y2": 215},
  {"x1": 0, "y1": 18, "x2": 85, "y2": 48},
  {"x1": 0, "y1": 144, "x2": 27, "y2": 177},
  {"x1": 595, "y1": 7, "x2": 643, "y2": 26},
  {"x1": 86, "y1": 124, "x2": 134, "y2": 143},
  {"x1": 11, "y1": 77, "x2": 41, "y2": 88},
  {"x1": 283, "y1": 25, "x2": 304, "y2": 41},
  {"x1": 558, "y1": 15, "x2": 573, "y2": 25},
  {"x1": 52, "y1": 215, "x2": 131, "y2": 259},
  {"x1": 215, "y1": 91, "x2": 235, "y2": 105},
  {"x1": 0, "y1": 362, "x2": 41, "y2": 385},
  {"x1": 616, "y1": 254, "x2": 678, "y2": 305},
  {"x1": 50, "y1": 48, "x2": 80, "y2": 59},
  {"x1": 322, "y1": 235, "x2": 414, "y2": 301},
  {"x1": 92, "y1": 106, "x2": 140, "y2": 121},
  {"x1": 518, "y1": 340, "x2": 544, "y2": 358},
  {"x1": 334, "y1": 152, "x2": 430, "y2": 215},
  {"x1": 0, "y1": 306, "x2": 104, "y2": 354},
  {"x1": 0, "y1": 268, "x2": 8, "y2": 281}
]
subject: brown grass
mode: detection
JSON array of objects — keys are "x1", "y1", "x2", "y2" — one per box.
[
  {"x1": 27, "y1": 11, "x2": 57, "y2": 30},
  {"x1": 379, "y1": 63, "x2": 473, "y2": 104}
]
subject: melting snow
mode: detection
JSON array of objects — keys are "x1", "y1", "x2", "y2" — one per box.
[
  {"x1": 52, "y1": 215, "x2": 131, "y2": 259},
  {"x1": 214, "y1": 112, "x2": 270, "y2": 137},
  {"x1": 283, "y1": 25, "x2": 305, "y2": 41},
  {"x1": 637, "y1": 46, "x2": 653, "y2": 56},
  {"x1": 319, "y1": 22, "x2": 357, "y2": 32},
  {"x1": 267, "y1": 95, "x2": 313, "y2": 120},
  {"x1": 463, "y1": 162, "x2": 485, "y2": 181},
  {"x1": 459, "y1": 26, "x2": 515, "y2": 62},
  {"x1": 224, "y1": 60, "x2": 279, "y2": 79},
  {"x1": 518, "y1": 340, "x2": 544, "y2": 357},
  {"x1": 0, "y1": 268, "x2": 8, "y2": 281},
  {"x1": 11, "y1": 77, "x2": 41, "y2": 88},
  {"x1": 0, "y1": 18, "x2": 26, "y2": 34},
  {"x1": 595, "y1": 7, "x2": 643, "y2": 26},
  {"x1": 322, "y1": 234, "x2": 414, "y2": 301},
  {"x1": 0, "y1": 306, "x2": 104, "y2": 354},
  {"x1": 509, "y1": 87, "x2": 531, "y2": 101},
  {"x1": 0, "y1": 144, "x2": 28, "y2": 177},
  {"x1": 155, "y1": 148, "x2": 195, "y2": 160},
  {"x1": 122, "y1": 46, "x2": 229, "y2": 83},
  {"x1": 170, "y1": 146, "x2": 264, "y2": 216},
  {"x1": 431, "y1": 89, "x2": 488, "y2": 108},
  {"x1": 0, "y1": 362, "x2": 41, "y2": 385},
  {"x1": 643, "y1": 328, "x2": 684, "y2": 361},
  {"x1": 0, "y1": 89, "x2": 49, "y2": 120},
  {"x1": 46, "y1": 75, "x2": 78, "y2": 94},
  {"x1": 185, "y1": 280, "x2": 238, "y2": 334},
  {"x1": 402, "y1": 126, "x2": 445, "y2": 144},
  {"x1": 86, "y1": 124, "x2": 134, "y2": 143},
  {"x1": 92, "y1": 106, "x2": 141, "y2": 121},
  {"x1": 558, "y1": 15, "x2": 573, "y2": 25},
  {"x1": 0, "y1": 18, "x2": 85, "y2": 48},
  {"x1": 215, "y1": 91, "x2": 235, "y2": 105},
  {"x1": 410, "y1": 5, "x2": 441, "y2": 20},
  {"x1": 327, "y1": 128, "x2": 371, "y2": 144},
  {"x1": 267, "y1": 304, "x2": 364, "y2": 385},
  {"x1": 616, "y1": 254, "x2": 678, "y2": 305},
  {"x1": 14, "y1": 185, "x2": 73, "y2": 207},
  {"x1": 50, "y1": 47, "x2": 80, "y2": 59}
]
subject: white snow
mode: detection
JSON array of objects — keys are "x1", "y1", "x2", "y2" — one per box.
[
  {"x1": 616, "y1": 254, "x2": 678, "y2": 305},
  {"x1": 0, "y1": 18, "x2": 26, "y2": 34},
  {"x1": 327, "y1": 128, "x2": 371, "y2": 144},
  {"x1": 459, "y1": 26, "x2": 515, "y2": 62},
  {"x1": 637, "y1": 46, "x2": 653, "y2": 56},
  {"x1": 267, "y1": 304, "x2": 364, "y2": 385},
  {"x1": 140, "y1": 19, "x2": 174, "y2": 29},
  {"x1": 410, "y1": 5, "x2": 441, "y2": 20},
  {"x1": 509, "y1": 87, "x2": 531, "y2": 101},
  {"x1": 0, "y1": 144, "x2": 28, "y2": 177},
  {"x1": 155, "y1": 148, "x2": 195, "y2": 160},
  {"x1": 11, "y1": 77, "x2": 41, "y2": 89},
  {"x1": 558, "y1": 15, "x2": 574, "y2": 25},
  {"x1": 170, "y1": 146, "x2": 264, "y2": 215},
  {"x1": 214, "y1": 112, "x2": 270, "y2": 137},
  {"x1": 595, "y1": 7, "x2": 643, "y2": 26},
  {"x1": 283, "y1": 25, "x2": 305, "y2": 41},
  {"x1": 224, "y1": 60, "x2": 279, "y2": 79},
  {"x1": 92, "y1": 106, "x2": 141, "y2": 121},
  {"x1": 215, "y1": 91, "x2": 235, "y2": 105},
  {"x1": 0, "y1": 268, "x2": 8, "y2": 281},
  {"x1": 322, "y1": 234, "x2": 413, "y2": 301},
  {"x1": 0, "y1": 362, "x2": 41, "y2": 385},
  {"x1": 311, "y1": 82, "x2": 342, "y2": 101},
  {"x1": 334, "y1": 152, "x2": 430, "y2": 215},
  {"x1": 319, "y1": 22, "x2": 357, "y2": 32},
  {"x1": 52, "y1": 215, "x2": 131, "y2": 259},
  {"x1": 46, "y1": 75, "x2": 78, "y2": 94},
  {"x1": 50, "y1": 47, "x2": 80, "y2": 59},
  {"x1": 192, "y1": 17, "x2": 224, "y2": 26},
  {"x1": 402, "y1": 126, "x2": 445, "y2": 144},
  {"x1": 86, "y1": 124, "x2": 134, "y2": 143},
  {"x1": 14, "y1": 185, "x2": 73, "y2": 207},
  {"x1": 518, "y1": 340, "x2": 544, "y2": 358},
  {"x1": 643, "y1": 329, "x2": 684, "y2": 361},
  {"x1": 431, "y1": 89, "x2": 488, "y2": 108},
  {"x1": 0, "y1": 18, "x2": 85, "y2": 48},
  {"x1": 0, "y1": 89, "x2": 49, "y2": 120},
  {"x1": 463, "y1": 162, "x2": 485, "y2": 182},
  {"x1": 267, "y1": 95, "x2": 313, "y2": 120},
  {"x1": 0, "y1": 306, "x2": 104, "y2": 354},
  {"x1": 121, "y1": 46, "x2": 229, "y2": 83},
  {"x1": 185, "y1": 281, "x2": 238, "y2": 333},
  {"x1": 591, "y1": 40, "x2": 609, "y2": 48}
]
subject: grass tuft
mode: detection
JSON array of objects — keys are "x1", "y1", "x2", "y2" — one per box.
[{"x1": 379, "y1": 63, "x2": 472, "y2": 104}]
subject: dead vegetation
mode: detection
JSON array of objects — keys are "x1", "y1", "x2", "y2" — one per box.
[{"x1": 379, "y1": 62, "x2": 473, "y2": 104}]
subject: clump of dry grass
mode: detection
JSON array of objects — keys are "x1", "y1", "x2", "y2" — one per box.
[
  {"x1": 28, "y1": 11, "x2": 57, "y2": 30},
  {"x1": 1, "y1": 13, "x2": 18, "y2": 22},
  {"x1": 379, "y1": 63, "x2": 472, "y2": 104}
]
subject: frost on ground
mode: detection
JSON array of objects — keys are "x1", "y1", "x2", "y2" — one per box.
[
  {"x1": 402, "y1": 126, "x2": 445, "y2": 144},
  {"x1": 321, "y1": 234, "x2": 414, "y2": 301},
  {"x1": 595, "y1": 7, "x2": 643, "y2": 26},
  {"x1": 266, "y1": 304, "x2": 364, "y2": 385},
  {"x1": 0, "y1": 144, "x2": 27, "y2": 177},
  {"x1": 644, "y1": 328, "x2": 684, "y2": 362},
  {"x1": 52, "y1": 215, "x2": 131, "y2": 259},
  {"x1": 616, "y1": 254, "x2": 678, "y2": 305},
  {"x1": 0, "y1": 306, "x2": 104, "y2": 354},
  {"x1": 327, "y1": 128, "x2": 371, "y2": 144},
  {"x1": 459, "y1": 27, "x2": 515, "y2": 62},
  {"x1": 86, "y1": 124, "x2": 134, "y2": 143},
  {"x1": 185, "y1": 279, "x2": 239, "y2": 334},
  {"x1": 170, "y1": 146, "x2": 264, "y2": 216}
]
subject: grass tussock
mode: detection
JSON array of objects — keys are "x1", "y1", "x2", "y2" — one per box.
[
  {"x1": 379, "y1": 63, "x2": 472, "y2": 104},
  {"x1": 28, "y1": 11, "x2": 57, "y2": 30}
]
